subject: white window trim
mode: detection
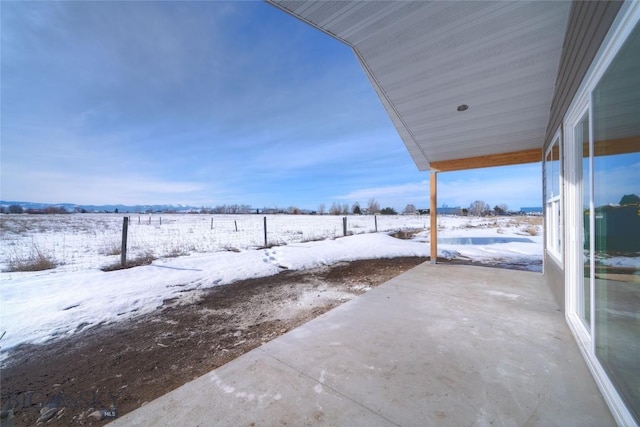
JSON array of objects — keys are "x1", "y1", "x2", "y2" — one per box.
[
  {"x1": 544, "y1": 130, "x2": 562, "y2": 264},
  {"x1": 563, "y1": 2, "x2": 640, "y2": 426},
  {"x1": 565, "y1": 102, "x2": 591, "y2": 344}
]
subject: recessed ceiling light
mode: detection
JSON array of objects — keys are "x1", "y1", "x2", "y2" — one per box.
[{"x1": 457, "y1": 104, "x2": 469, "y2": 112}]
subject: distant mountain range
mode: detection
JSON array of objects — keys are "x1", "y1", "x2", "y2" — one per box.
[{"x1": 0, "y1": 200, "x2": 201, "y2": 213}]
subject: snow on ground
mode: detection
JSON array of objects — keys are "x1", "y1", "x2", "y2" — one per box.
[
  {"x1": 0, "y1": 214, "x2": 544, "y2": 359},
  {"x1": 0, "y1": 214, "x2": 431, "y2": 273},
  {"x1": 0, "y1": 233, "x2": 427, "y2": 357},
  {"x1": 428, "y1": 216, "x2": 543, "y2": 266},
  {"x1": 597, "y1": 255, "x2": 640, "y2": 269}
]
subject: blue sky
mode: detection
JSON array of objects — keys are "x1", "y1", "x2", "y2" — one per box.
[{"x1": 1, "y1": 1, "x2": 542, "y2": 212}]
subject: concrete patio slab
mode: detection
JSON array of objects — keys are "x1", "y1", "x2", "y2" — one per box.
[{"x1": 109, "y1": 263, "x2": 615, "y2": 426}]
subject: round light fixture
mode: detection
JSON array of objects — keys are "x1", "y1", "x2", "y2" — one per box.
[{"x1": 457, "y1": 104, "x2": 469, "y2": 112}]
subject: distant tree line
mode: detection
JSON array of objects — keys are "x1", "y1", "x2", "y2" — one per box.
[
  {"x1": 2, "y1": 205, "x2": 70, "y2": 214},
  {"x1": 13, "y1": 194, "x2": 637, "y2": 217},
  {"x1": 198, "y1": 204, "x2": 254, "y2": 214},
  {"x1": 0, "y1": 200, "x2": 502, "y2": 217},
  {"x1": 318, "y1": 199, "x2": 398, "y2": 216}
]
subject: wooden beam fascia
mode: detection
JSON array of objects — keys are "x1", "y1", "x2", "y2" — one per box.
[
  {"x1": 429, "y1": 148, "x2": 542, "y2": 172},
  {"x1": 584, "y1": 136, "x2": 640, "y2": 157}
]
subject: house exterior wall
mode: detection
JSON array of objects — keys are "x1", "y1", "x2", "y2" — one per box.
[
  {"x1": 544, "y1": 254, "x2": 565, "y2": 308},
  {"x1": 545, "y1": 1, "x2": 623, "y2": 144},
  {"x1": 547, "y1": 1, "x2": 639, "y2": 424},
  {"x1": 543, "y1": 0, "x2": 622, "y2": 312}
]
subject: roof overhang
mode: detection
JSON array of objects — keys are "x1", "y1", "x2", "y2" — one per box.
[{"x1": 267, "y1": 1, "x2": 572, "y2": 171}]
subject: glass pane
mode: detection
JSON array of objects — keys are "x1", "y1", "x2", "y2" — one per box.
[
  {"x1": 556, "y1": 200, "x2": 561, "y2": 253},
  {"x1": 576, "y1": 112, "x2": 591, "y2": 328},
  {"x1": 545, "y1": 150, "x2": 553, "y2": 200},
  {"x1": 551, "y1": 142, "x2": 560, "y2": 197},
  {"x1": 592, "y1": 22, "x2": 640, "y2": 423},
  {"x1": 545, "y1": 139, "x2": 561, "y2": 255},
  {"x1": 545, "y1": 141, "x2": 560, "y2": 200}
]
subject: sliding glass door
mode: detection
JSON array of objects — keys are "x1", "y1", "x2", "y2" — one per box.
[
  {"x1": 591, "y1": 21, "x2": 640, "y2": 423},
  {"x1": 568, "y1": 21, "x2": 639, "y2": 424}
]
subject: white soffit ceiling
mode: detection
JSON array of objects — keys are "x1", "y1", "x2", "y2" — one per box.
[{"x1": 268, "y1": 0, "x2": 572, "y2": 171}]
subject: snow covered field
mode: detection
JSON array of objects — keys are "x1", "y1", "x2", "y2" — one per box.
[
  {"x1": 0, "y1": 213, "x2": 544, "y2": 359},
  {"x1": 1, "y1": 214, "x2": 434, "y2": 272}
]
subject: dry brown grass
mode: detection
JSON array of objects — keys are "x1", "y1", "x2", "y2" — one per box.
[
  {"x1": 5, "y1": 245, "x2": 58, "y2": 272},
  {"x1": 300, "y1": 235, "x2": 327, "y2": 243},
  {"x1": 102, "y1": 244, "x2": 122, "y2": 256},
  {"x1": 389, "y1": 228, "x2": 424, "y2": 240},
  {"x1": 0, "y1": 217, "x2": 31, "y2": 236},
  {"x1": 509, "y1": 216, "x2": 543, "y2": 227},
  {"x1": 101, "y1": 252, "x2": 156, "y2": 271}
]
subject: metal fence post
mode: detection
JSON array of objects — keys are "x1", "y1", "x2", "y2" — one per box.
[
  {"x1": 263, "y1": 216, "x2": 268, "y2": 247},
  {"x1": 121, "y1": 216, "x2": 128, "y2": 267}
]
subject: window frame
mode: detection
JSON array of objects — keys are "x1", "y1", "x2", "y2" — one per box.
[
  {"x1": 562, "y1": 3, "x2": 640, "y2": 426},
  {"x1": 544, "y1": 130, "x2": 563, "y2": 264}
]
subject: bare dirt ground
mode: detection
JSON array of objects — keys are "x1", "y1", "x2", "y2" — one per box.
[{"x1": 0, "y1": 257, "x2": 428, "y2": 427}]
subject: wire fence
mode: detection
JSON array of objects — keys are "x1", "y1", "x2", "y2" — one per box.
[{"x1": 1, "y1": 214, "x2": 430, "y2": 272}]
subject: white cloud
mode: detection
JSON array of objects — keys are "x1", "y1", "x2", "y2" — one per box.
[
  {"x1": 333, "y1": 165, "x2": 541, "y2": 210},
  {"x1": 1, "y1": 169, "x2": 208, "y2": 205},
  {"x1": 438, "y1": 175, "x2": 540, "y2": 209},
  {"x1": 336, "y1": 181, "x2": 429, "y2": 202}
]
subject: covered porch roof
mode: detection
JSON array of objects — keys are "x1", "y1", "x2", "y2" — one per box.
[{"x1": 266, "y1": 1, "x2": 572, "y2": 171}]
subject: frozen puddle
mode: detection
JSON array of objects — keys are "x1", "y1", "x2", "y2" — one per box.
[{"x1": 438, "y1": 237, "x2": 534, "y2": 245}]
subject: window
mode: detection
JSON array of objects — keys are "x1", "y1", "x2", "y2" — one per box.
[
  {"x1": 591, "y1": 20, "x2": 640, "y2": 423},
  {"x1": 576, "y1": 111, "x2": 591, "y2": 330},
  {"x1": 565, "y1": 10, "x2": 640, "y2": 425},
  {"x1": 544, "y1": 133, "x2": 562, "y2": 261}
]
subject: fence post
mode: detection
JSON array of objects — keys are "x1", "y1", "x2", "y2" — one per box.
[
  {"x1": 263, "y1": 216, "x2": 268, "y2": 247},
  {"x1": 121, "y1": 216, "x2": 129, "y2": 267},
  {"x1": 234, "y1": 220, "x2": 238, "y2": 232},
  {"x1": 148, "y1": 216, "x2": 151, "y2": 225},
  {"x1": 343, "y1": 216, "x2": 347, "y2": 236},
  {"x1": 160, "y1": 217, "x2": 162, "y2": 226},
  {"x1": 375, "y1": 215, "x2": 378, "y2": 232},
  {"x1": 211, "y1": 218, "x2": 214, "y2": 230}
]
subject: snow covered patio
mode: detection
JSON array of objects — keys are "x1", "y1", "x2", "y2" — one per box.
[{"x1": 109, "y1": 263, "x2": 614, "y2": 426}]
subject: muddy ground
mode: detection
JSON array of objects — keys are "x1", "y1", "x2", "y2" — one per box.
[{"x1": 1, "y1": 257, "x2": 431, "y2": 426}]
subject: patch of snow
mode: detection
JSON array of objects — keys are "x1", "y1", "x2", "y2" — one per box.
[{"x1": 484, "y1": 290, "x2": 520, "y2": 300}]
